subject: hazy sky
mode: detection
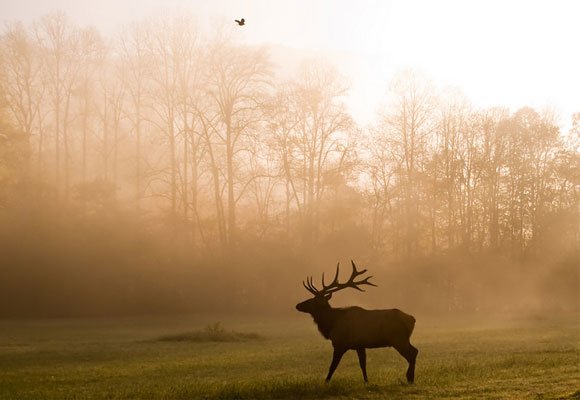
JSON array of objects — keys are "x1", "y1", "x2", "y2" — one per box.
[{"x1": 1, "y1": 0, "x2": 579, "y2": 127}]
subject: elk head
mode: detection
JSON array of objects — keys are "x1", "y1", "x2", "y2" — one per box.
[{"x1": 296, "y1": 260, "x2": 377, "y2": 314}]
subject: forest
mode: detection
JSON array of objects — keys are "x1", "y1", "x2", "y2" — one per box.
[{"x1": 0, "y1": 11, "x2": 578, "y2": 318}]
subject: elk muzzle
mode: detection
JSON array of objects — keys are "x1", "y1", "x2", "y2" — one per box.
[{"x1": 295, "y1": 300, "x2": 308, "y2": 313}]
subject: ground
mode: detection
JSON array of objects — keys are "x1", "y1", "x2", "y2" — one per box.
[{"x1": 0, "y1": 313, "x2": 578, "y2": 399}]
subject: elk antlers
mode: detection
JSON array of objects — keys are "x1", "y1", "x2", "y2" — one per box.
[{"x1": 303, "y1": 260, "x2": 377, "y2": 296}]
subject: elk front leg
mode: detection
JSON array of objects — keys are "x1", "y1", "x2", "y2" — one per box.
[
  {"x1": 325, "y1": 347, "x2": 346, "y2": 382},
  {"x1": 356, "y1": 348, "x2": 368, "y2": 382}
]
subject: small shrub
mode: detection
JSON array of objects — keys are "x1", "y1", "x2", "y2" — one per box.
[
  {"x1": 204, "y1": 321, "x2": 225, "y2": 334},
  {"x1": 155, "y1": 322, "x2": 264, "y2": 343}
]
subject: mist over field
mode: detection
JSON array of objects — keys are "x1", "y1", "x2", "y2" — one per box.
[{"x1": 0, "y1": 5, "x2": 578, "y2": 319}]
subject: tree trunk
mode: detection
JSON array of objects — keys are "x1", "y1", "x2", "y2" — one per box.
[{"x1": 226, "y1": 122, "x2": 236, "y2": 249}]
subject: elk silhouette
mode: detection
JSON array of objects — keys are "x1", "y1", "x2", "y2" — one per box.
[{"x1": 296, "y1": 261, "x2": 418, "y2": 383}]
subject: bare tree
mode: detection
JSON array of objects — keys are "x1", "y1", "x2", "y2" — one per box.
[
  {"x1": 245, "y1": 124, "x2": 281, "y2": 238},
  {"x1": 204, "y1": 41, "x2": 271, "y2": 249},
  {"x1": 474, "y1": 107, "x2": 509, "y2": 250},
  {"x1": 96, "y1": 53, "x2": 126, "y2": 190},
  {"x1": 375, "y1": 69, "x2": 436, "y2": 256},
  {"x1": 0, "y1": 22, "x2": 45, "y2": 180},
  {"x1": 273, "y1": 61, "x2": 353, "y2": 247},
  {"x1": 145, "y1": 15, "x2": 201, "y2": 226},
  {"x1": 76, "y1": 28, "x2": 106, "y2": 192},
  {"x1": 118, "y1": 21, "x2": 151, "y2": 210},
  {"x1": 501, "y1": 108, "x2": 561, "y2": 256},
  {"x1": 428, "y1": 89, "x2": 471, "y2": 250},
  {"x1": 35, "y1": 12, "x2": 86, "y2": 200},
  {"x1": 365, "y1": 125, "x2": 401, "y2": 253}
]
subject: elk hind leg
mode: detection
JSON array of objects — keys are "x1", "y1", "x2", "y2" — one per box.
[{"x1": 394, "y1": 342, "x2": 418, "y2": 383}]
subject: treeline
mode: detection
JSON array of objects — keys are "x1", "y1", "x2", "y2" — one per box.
[{"x1": 0, "y1": 12, "x2": 578, "y2": 317}]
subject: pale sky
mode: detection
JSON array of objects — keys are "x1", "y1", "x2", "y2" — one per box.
[{"x1": 1, "y1": 0, "x2": 579, "y2": 128}]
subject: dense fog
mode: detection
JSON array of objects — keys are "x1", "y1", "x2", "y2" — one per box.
[{"x1": 0, "y1": 11, "x2": 578, "y2": 318}]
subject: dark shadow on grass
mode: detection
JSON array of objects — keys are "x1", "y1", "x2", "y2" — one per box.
[
  {"x1": 211, "y1": 378, "x2": 416, "y2": 399},
  {"x1": 559, "y1": 390, "x2": 580, "y2": 400}
]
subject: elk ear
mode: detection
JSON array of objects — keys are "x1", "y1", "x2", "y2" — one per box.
[{"x1": 324, "y1": 293, "x2": 332, "y2": 301}]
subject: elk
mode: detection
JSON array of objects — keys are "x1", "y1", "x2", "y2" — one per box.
[{"x1": 296, "y1": 261, "x2": 418, "y2": 383}]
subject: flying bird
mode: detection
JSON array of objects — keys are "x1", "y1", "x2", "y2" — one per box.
[{"x1": 235, "y1": 18, "x2": 245, "y2": 26}]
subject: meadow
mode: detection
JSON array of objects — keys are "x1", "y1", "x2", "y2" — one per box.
[{"x1": 0, "y1": 313, "x2": 578, "y2": 399}]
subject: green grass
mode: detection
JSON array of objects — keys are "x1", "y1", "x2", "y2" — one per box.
[{"x1": 0, "y1": 313, "x2": 578, "y2": 399}]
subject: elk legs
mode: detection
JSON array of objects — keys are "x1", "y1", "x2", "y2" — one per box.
[
  {"x1": 326, "y1": 347, "x2": 369, "y2": 383},
  {"x1": 356, "y1": 348, "x2": 368, "y2": 382},
  {"x1": 394, "y1": 342, "x2": 418, "y2": 383},
  {"x1": 325, "y1": 348, "x2": 346, "y2": 382}
]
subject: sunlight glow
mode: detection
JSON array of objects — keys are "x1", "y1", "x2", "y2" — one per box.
[{"x1": 1, "y1": 0, "x2": 579, "y2": 125}]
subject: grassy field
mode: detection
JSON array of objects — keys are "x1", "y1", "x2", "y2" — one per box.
[{"x1": 0, "y1": 313, "x2": 578, "y2": 399}]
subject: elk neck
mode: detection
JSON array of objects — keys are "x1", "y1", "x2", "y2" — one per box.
[{"x1": 310, "y1": 306, "x2": 337, "y2": 340}]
